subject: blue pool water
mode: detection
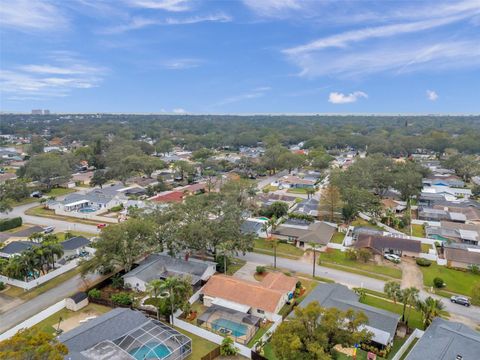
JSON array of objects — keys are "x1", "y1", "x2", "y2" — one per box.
[
  {"x1": 212, "y1": 318, "x2": 248, "y2": 337},
  {"x1": 129, "y1": 342, "x2": 171, "y2": 360},
  {"x1": 79, "y1": 207, "x2": 96, "y2": 213}
]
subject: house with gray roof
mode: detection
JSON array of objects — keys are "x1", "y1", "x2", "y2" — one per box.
[
  {"x1": 405, "y1": 318, "x2": 480, "y2": 360},
  {"x1": 295, "y1": 283, "x2": 400, "y2": 347},
  {"x1": 0, "y1": 241, "x2": 39, "y2": 258},
  {"x1": 59, "y1": 308, "x2": 191, "y2": 360},
  {"x1": 293, "y1": 198, "x2": 320, "y2": 217},
  {"x1": 123, "y1": 253, "x2": 216, "y2": 291},
  {"x1": 272, "y1": 220, "x2": 336, "y2": 249},
  {"x1": 61, "y1": 236, "x2": 92, "y2": 257}
]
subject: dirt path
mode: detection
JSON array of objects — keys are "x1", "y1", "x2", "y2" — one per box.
[{"x1": 401, "y1": 258, "x2": 424, "y2": 289}]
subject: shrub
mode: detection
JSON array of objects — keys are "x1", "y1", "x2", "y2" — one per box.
[
  {"x1": 111, "y1": 292, "x2": 133, "y2": 306},
  {"x1": 295, "y1": 281, "x2": 302, "y2": 289},
  {"x1": 111, "y1": 275, "x2": 124, "y2": 290},
  {"x1": 416, "y1": 258, "x2": 432, "y2": 267},
  {"x1": 471, "y1": 282, "x2": 480, "y2": 306},
  {"x1": 215, "y1": 255, "x2": 231, "y2": 273},
  {"x1": 357, "y1": 248, "x2": 372, "y2": 263},
  {"x1": 220, "y1": 337, "x2": 239, "y2": 356},
  {"x1": 256, "y1": 266, "x2": 266, "y2": 274},
  {"x1": 0, "y1": 217, "x2": 23, "y2": 231},
  {"x1": 345, "y1": 249, "x2": 358, "y2": 261},
  {"x1": 110, "y1": 204, "x2": 124, "y2": 212},
  {"x1": 468, "y1": 264, "x2": 480, "y2": 275},
  {"x1": 88, "y1": 288, "x2": 101, "y2": 299},
  {"x1": 0, "y1": 281, "x2": 5, "y2": 291},
  {"x1": 433, "y1": 277, "x2": 444, "y2": 288}
]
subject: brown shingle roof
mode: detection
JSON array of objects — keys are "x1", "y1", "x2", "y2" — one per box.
[
  {"x1": 273, "y1": 221, "x2": 336, "y2": 245},
  {"x1": 445, "y1": 247, "x2": 480, "y2": 265},
  {"x1": 260, "y1": 272, "x2": 298, "y2": 293},
  {"x1": 202, "y1": 274, "x2": 294, "y2": 313},
  {"x1": 354, "y1": 233, "x2": 421, "y2": 254}
]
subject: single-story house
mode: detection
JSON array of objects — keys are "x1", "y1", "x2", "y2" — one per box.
[
  {"x1": 294, "y1": 283, "x2": 400, "y2": 348},
  {"x1": 294, "y1": 198, "x2": 320, "y2": 217},
  {"x1": 422, "y1": 185, "x2": 472, "y2": 199},
  {"x1": 149, "y1": 190, "x2": 185, "y2": 203},
  {"x1": 0, "y1": 241, "x2": 39, "y2": 258},
  {"x1": 426, "y1": 221, "x2": 480, "y2": 245},
  {"x1": 433, "y1": 205, "x2": 480, "y2": 224},
  {"x1": 241, "y1": 219, "x2": 267, "y2": 238},
  {"x1": 66, "y1": 292, "x2": 89, "y2": 311},
  {"x1": 273, "y1": 219, "x2": 336, "y2": 249},
  {"x1": 202, "y1": 273, "x2": 297, "y2": 320},
  {"x1": 405, "y1": 318, "x2": 480, "y2": 360},
  {"x1": 423, "y1": 176, "x2": 465, "y2": 188},
  {"x1": 59, "y1": 308, "x2": 192, "y2": 360},
  {"x1": 61, "y1": 236, "x2": 92, "y2": 257},
  {"x1": 256, "y1": 193, "x2": 298, "y2": 208},
  {"x1": 418, "y1": 207, "x2": 467, "y2": 223},
  {"x1": 443, "y1": 243, "x2": 480, "y2": 268},
  {"x1": 381, "y1": 199, "x2": 407, "y2": 214},
  {"x1": 354, "y1": 233, "x2": 421, "y2": 257},
  {"x1": 277, "y1": 175, "x2": 317, "y2": 189},
  {"x1": 123, "y1": 253, "x2": 216, "y2": 291}
]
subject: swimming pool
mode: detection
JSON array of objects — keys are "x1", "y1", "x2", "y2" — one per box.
[
  {"x1": 212, "y1": 318, "x2": 248, "y2": 337},
  {"x1": 129, "y1": 342, "x2": 171, "y2": 360},
  {"x1": 79, "y1": 207, "x2": 96, "y2": 213},
  {"x1": 257, "y1": 217, "x2": 269, "y2": 221}
]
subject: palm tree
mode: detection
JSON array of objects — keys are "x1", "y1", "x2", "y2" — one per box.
[
  {"x1": 4, "y1": 257, "x2": 26, "y2": 280},
  {"x1": 417, "y1": 296, "x2": 444, "y2": 329},
  {"x1": 47, "y1": 243, "x2": 64, "y2": 270},
  {"x1": 262, "y1": 217, "x2": 280, "y2": 268},
  {"x1": 384, "y1": 281, "x2": 401, "y2": 304},
  {"x1": 309, "y1": 242, "x2": 319, "y2": 278},
  {"x1": 158, "y1": 276, "x2": 193, "y2": 326},
  {"x1": 217, "y1": 242, "x2": 233, "y2": 274},
  {"x1": 401, "y1": 287, "x2": 420, "y2": 325},
  {"x1": 147, "y1": 279, "x2": 164, "y2": 299}
]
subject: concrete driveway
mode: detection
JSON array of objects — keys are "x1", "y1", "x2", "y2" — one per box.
[{"x1": 232, "y1": 262, "x2": 263, "y2": 282}]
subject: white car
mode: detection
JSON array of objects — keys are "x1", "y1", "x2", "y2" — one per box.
[{"x1": 384, "y1": 254, "x2": 401, "y2": 263}]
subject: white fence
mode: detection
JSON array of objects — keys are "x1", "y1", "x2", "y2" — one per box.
[
  {"x1": 358, "y1": 212, "x2": 403, "y2": 235},
  {"x1": 412, "y1": 219, "x2": 440, "y2": 227},
  {"x1": 0, "y1": 299, "x2": 66, "y2": 341},
  {"x1": 254, "y1": 314, "x2": 283, "y2": 350},
  {"x1": 327, "y1": 242, "x2": 345, "y2": 251},
  {"x1": 54, "y1": 208, "x2": 119, "y2": 224},
  {"x1": 391, "y1": 328, "x2": 424, "y2": 360},
  {"x1": 0, "y1": 259, "x2": 79, "y2": 290},
  {"x1": 174, "y1": 318, "x2": 252, "y2": 358}
]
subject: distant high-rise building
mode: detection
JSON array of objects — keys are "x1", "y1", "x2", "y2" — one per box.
[
  {"x1": 43, "y1": 109, "x2": 50, "y2": 115},
  {"x1": 32, "y1": 109, "x2": 43, "y2": 115}
]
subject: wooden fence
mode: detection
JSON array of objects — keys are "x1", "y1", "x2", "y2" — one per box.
[{"x1": 200, "y1": 347, "x2": 221, "y2": 360}]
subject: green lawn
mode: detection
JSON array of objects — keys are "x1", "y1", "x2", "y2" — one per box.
[
  {"x1": 319, "y1": 249, "x2": 402, "y2": 280},
  {"x1": 411, "y1": 224, "x2": 425, "y2": 238},
  {"x1": 46, "y1": 188, "x2": 76, "y2": 197},
  {"x1": 419, "y1": 263, "x2": 480, "y2": 297},
  {"x1": 55, "y1": 231, "x2": 96, "y2": 240},
  {"x1": 399, "y1": 338, "x2": 418, "y2": 360},
  {"x1": 174, "y1": 325, "x2": 218, "y2": 360},
  {"x1": 254, "y1": 238, "x2": 305, "y2": 258},
  {"x1": 351, "y1": 218, "x2": 384, "y2": 231},
  {"x1": 330, "y1": 232, "x2": 345, "y2": 244},
  {"x1": 420, "y1": 243, "x2": 431, "y2": 253},
  {"x1": 226, "y1": 258, "x2": 246, "y2": 276},
  {"x1": 361, "y1": 294, "x2": 424, "y2": 330},
  {"x1": 34, "y1": 303, "x2": 111, "y2": 334},
  {"x1": 25, "y1": 205, "x2": 103, "y2": 225},
  {"x1": 263, "y1": 342, "x2": 278, "y2": 360},
  {"x1": 262, "y1": 185, "x2": 278, "y2": 192},
  {"x1": 279, "y1": 278, "x2": 317, "y2": 317},
  {"x1": 286, "y1": 188, "x2": 310, "y2": 194}
]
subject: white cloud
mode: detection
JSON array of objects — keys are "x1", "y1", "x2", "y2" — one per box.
[
  {"x1": 160, "y1": 58, "x2": 202, "y2": 70},
  {"x1": 426, "y1": 90, "x2": 439, "y2": 101},
  {"x1": 101, "y1": 13, "x2": 231, "y2": 34},
  {"x1": 0, "y1": 54, "x2": 106, "y2": 99},
  {"x1": 0, "y1": 0, "x2": 68, "y2": 31},
  {"x1": 172, "y1": 108, "x2": 187, "y2": 114},
  {"x1": 242, "y1": 0, "x2": 302, "y2": 17},
  {"x1": 125, "y1": 0, "x2": 191, "y2": 12},
  {"x1": 328, "y1": 91, "x2": 368, "y2": 104},
  {"x1": 217, "y1": 87, "x2": 271, "y2": 106}
]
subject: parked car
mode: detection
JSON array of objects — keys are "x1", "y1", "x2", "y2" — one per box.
[
  {"x1": 97, "y1": 223, "x2": 107, "y2": 229},
  {"x1": 450, "y1": 295, "x2": 470, "y2": 307},
  {"x1": 43, "y1": 226, "x2": 55, "y2": 234},
  {"x1": 30, "y1": 191, "x2": 43, "y2": 198},
  {"x1": 384, "y1": 253, "x2": 401, "y2": 263}
]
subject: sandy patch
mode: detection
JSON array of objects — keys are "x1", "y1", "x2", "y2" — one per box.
[{"x1": 59, "y1": 309, "x2": 103, "y2": 332}]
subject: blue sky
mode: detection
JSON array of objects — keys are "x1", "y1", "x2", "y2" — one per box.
[{"x1": 1, "y1": 0, "x2": 480, "y2": 113}]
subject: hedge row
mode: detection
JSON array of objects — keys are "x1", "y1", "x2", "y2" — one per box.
[{"x1": 0, "y1": 217, "x2": 22, "y2": 231}]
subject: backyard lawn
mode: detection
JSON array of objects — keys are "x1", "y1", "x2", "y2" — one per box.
[
  {"x1": 411, "y1": 224, "x2": 425, "y2": 238},
  {"x1": 254, "y1": 238, "x2": 305, "y2": 259},
  {"x1": 55, "y1": 230, "x2": 96, "y2": 240},
  {"x1": 286, "y1": 188, "x2": 309, "y2": 194},
  {"x1": 419, "y1": 263, "x2": 480, "y2": 297},
  {"x1": 351, "y1": 218, "x2": 384, "y2": 231},
  {"x1": 361, "y1": 294, "x2": 424, "y2": 330},
  {"x1": 174, "y1": 326, "x2": 218, "y2": 360},
  {"x1": 34, "y1": 303, "x2": 111, "y2": 334},
  {"x1": 330, "y1": 232, "x2": 345, "y2": 244},
  {"x1": 319, "y1": 249, "x2": 402, "y2": 280},
  {"x1": 226, "y1": 258, "x2": 246, "y2": 276}
]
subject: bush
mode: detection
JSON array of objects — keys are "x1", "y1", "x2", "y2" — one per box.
[
  {"x1": 0, "y1": 281, "x2": 5, "y2": 291},
  {"x1": 416, "y1": 258, "x2": 432, "y2": 267},
  {"x1": 345, "y1": 249, "x2": 358, "y2": 261},
  {"x1": 215, "y1": 255, "x2": 231, "y2": 273},
  {"x1": 256, "y1": 266, "x2": 266, "y2": 274},
  {"x1": 110, "y1": 204, "x2": 124, "y2": 212},
  {"x1": 471, "y1": 282, "x2": 480, "y2": 306},
  {"x1": 468, "y1": 264, "x2": 480, "y2": 275},
  {"x1": 220, "y1": 337, "x2": 239, "y2": 356},
  {"x1": 88, "y1": 288, "x2": 101, "y2": 299},
  {"x1": 433, "y1": 277, "x2": 444, "y2": 288},
  {"x1": 111, "y1": 292, "x2": 133, "y2": 305},
  {"x1": 111, "y1": 275, "x2": 124, "y2": 290},
  {"x1": 0, "y1": 217, "x2": 23, "y2": 231}
]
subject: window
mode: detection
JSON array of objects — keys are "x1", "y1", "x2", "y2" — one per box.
[{"x1": 257, "y1": 309, "x2": 265, "y2": 314}]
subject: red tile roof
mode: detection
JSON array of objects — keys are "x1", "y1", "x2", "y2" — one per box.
[{"x1": 151, "y1": 191, "x2": 184, "y2": 203}]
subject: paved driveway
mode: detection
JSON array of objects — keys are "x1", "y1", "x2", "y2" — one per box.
[{"x1": 232, "y1": 262, "x2": 262, "y2": 282}]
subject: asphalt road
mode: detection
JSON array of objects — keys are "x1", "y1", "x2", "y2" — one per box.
[
  {"x1": 238, "y1": 252, "x2": 480, "y2": 327},
  {"x1": 0, "y1": 201, "x2": 99, "y2": 234},
  {"x1": 0, "y1": 272, "x2": 102, "y2": 334}
]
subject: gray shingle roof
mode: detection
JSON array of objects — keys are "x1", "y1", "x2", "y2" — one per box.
[
  {"x1": 405, "y1": 318, "x2": 480, "y2": 360},
  {"x1": 0, "y1": 241, "x2": 39, "y2": 255},
  {"x1": 61, "y1": 236, "x2": 91, "y2": 251},
  {"x1": 296, "y1": 283, "x2": 400, "y2": 344},
  {"x1": 59, "y1": 308, "x2": 147, "y2": 353},
  {"x1": 123, "y1": 253, "x2": 213, "y2": 285},
  {"x1": 241, "y1": 220, "x2": 263, "y2": 235}
]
